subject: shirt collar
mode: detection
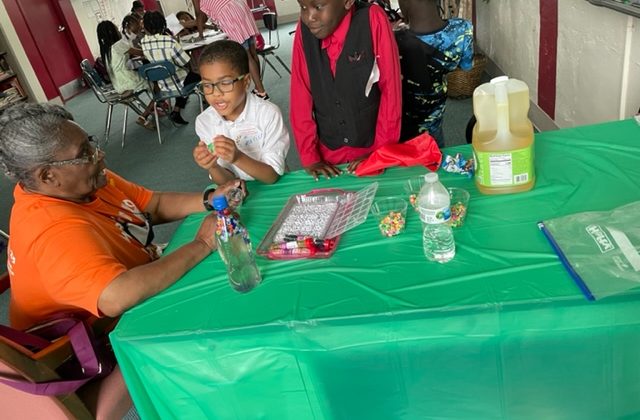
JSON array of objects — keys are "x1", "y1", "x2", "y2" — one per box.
[{"x1": 321, "y1": 8, "x2": 354, "y2": 50}]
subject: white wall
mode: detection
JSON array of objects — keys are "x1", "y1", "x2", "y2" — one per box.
[{"x1": 476, "y1": 0, "x2": 640, "y2": 129}]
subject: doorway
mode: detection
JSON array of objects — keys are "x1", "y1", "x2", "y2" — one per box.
[{"x1": 4, "y1": 0, "x2": 88, "y2": 101}]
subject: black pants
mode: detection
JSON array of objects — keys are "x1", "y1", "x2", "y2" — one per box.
[{"x1": 175, "y1": 71, "x2": 201, "y2": 109}]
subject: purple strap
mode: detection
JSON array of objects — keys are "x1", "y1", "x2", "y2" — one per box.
[{"x1": 0, "y1": 318, "x2": 103, "y2": 395}]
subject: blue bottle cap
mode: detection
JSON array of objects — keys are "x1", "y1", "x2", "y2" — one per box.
[{"x1": 212, "y1": 195, "x2": 229, "y2": 211}]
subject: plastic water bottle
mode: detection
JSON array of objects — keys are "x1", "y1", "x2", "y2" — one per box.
[
  {"x1": 212, "y1": 195, "x2": 262, "y2": 292},
  {"x1": 417, "y1": 172, "x2": 455, "y2": 263}
]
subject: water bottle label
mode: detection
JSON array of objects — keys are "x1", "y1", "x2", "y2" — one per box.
[
  {"x1": 474, "y1": 146, "x2": 534, "y2": 187},
  {"x1": 419, "y1": 206, "x2": 451, "y2": 224}
]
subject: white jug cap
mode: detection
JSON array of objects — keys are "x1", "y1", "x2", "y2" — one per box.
[{"x1": 490, "y1": 75, "x2": 509, "y2": 84}]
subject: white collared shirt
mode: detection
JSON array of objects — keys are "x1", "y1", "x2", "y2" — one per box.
[{"x1": 195, "y1": 93, "x2": 290, "y2": 180}]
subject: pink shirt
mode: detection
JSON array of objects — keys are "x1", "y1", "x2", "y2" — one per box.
[{"x1": 200, "y1": 0, "x2": 259, "y2": 43}]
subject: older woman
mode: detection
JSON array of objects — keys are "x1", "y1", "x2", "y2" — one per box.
[{"x1": 0, "y1": 103, "x2": 241, "y2": 330}]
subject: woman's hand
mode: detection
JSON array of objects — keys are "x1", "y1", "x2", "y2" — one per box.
[{"x1": 194, "y1": 212, "x2": 217, "y2": 252}]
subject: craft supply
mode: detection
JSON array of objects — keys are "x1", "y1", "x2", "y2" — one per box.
[
  {"x1": 441, "y1": 153, "x2": 474, "y2": 178},
  {"x1": 378, "y1": 211, "x2": 406, "y2": 237},
  {"x1": 446, "y1": 187, "x2": 470, "y2": 228},
  {"x1": 256, "y1": 183, "x2": 379, "y2": 260},
  {"x1": 448, "y1": 202, "x2": 467, "y2": 228},
  {"x1": 370, "y1": 197, "x2": 408, "y2": 238}
]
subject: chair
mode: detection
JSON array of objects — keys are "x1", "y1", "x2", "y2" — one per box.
[
  {"x1": 257, "y1": 12, "x2": 291, "y2": 79},
  {"x1": 138, "y1": 61, "x2": 203, "y2": 145},
  {"x1": 80, "y1": 59, "x2": 147, "y2": 149},
  {"x1": 0, "y1": 271, "x2": 133, "y2": 419}
]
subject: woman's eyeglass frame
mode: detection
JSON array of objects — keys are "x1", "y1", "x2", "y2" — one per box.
[
  {"x1": 47, "y1": 136, "x2": 103, "y2": 167},
  {"x1": 196, "y1": 74, "x2": 248, "y2": 95}
]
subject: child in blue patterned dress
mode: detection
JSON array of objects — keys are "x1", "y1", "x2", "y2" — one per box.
[{"x1": 395, "y1": 0, "x2": 473, "y2": 147}]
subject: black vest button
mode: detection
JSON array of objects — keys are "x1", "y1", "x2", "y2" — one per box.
[
  {"x1": 335, "y1": 100, "x2": 341, "y2": 106},
  {"x1": 343, "y1": 138, "x2": 349, "y2": 143}
]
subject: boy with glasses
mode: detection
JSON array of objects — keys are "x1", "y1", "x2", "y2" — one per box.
[{"x1": 193, "y1": 40, "x2": 290, "y2": 185}]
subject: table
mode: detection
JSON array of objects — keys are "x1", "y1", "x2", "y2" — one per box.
[
  {"x1": 111, "y1": 120, "x2": 640, "y2": 419},
  {"x1": 181, "y1": 29, "x2": 227, "y2": 52}
]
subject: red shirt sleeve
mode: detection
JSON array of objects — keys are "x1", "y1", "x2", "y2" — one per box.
[
  {"x1": 368, "y1": 4, "x2": 402, "y2": 151},
  {"x1": 289, "y1": 22, "x2": 323, "y2": 167}
]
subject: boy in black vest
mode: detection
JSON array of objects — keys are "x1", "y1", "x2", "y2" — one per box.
[{"x1": 290, "y1": 0, "x2": 401, "y2": 179}]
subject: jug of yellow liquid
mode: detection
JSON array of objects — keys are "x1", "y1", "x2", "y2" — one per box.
[{"x1": 472, "y1": 76, "x2": 535, "y2": 194}]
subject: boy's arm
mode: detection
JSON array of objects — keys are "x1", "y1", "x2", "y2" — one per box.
[
  {"x1": 289, "y1": 24, "x2": 323, "y2": 167},
  {"x1": 369, "y1": 5, "x2": 402, "y2": 148},
  {"x1": 208, "y1": 166, "x2": 237, "y2": 185},
  {"x1": 232, "y1": 154, "x2": 279, "y2": 184}
]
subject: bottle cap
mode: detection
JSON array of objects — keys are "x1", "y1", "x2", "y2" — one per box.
[
  {"x1": 212, "y1": 195, "x2": 229, "y2": 211},
  {"x1": 424, "y1": 172, "x2": 438, "y2": 183}
]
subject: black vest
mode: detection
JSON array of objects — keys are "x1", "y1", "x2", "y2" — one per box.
[{"x1": 301, "y1": 3, "x2": 380, "y2": 150}]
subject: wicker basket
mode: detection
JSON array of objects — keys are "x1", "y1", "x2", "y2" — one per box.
[{"x1": 447, "y1": 53, "x2": 488, "y2": 99}]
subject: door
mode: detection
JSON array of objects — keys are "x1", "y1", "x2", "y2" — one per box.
[{"x1": 16, "y1": 0, "x2": 83, "y2": 100}]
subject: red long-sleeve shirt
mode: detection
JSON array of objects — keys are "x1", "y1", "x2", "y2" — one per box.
[{"x1": 290, "y1": 5, "x2": 401, "y2": 167}]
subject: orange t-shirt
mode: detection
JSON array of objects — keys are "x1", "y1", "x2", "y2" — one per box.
[{"x1": 7, "y1": 171, "x2": 154, "y2": 329}]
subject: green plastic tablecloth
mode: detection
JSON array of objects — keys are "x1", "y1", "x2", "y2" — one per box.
[{"x1": 111, "y1": 120, "x2": 640, "y2": 419}]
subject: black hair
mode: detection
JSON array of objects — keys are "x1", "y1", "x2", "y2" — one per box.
[
  {"x1": 122, "y1": 14, "x2": 140, "y2": 35},
  {"x1": 97, "y1": 20, "x2": 122, "y2": 65},
  {"x1": 143, "y1": 10, "x2": 167, "y2": 35},
  {"x1": 131, "y1": 1, "x2": 144, "y2": 12},
  {"x1": 199, "y1": 40, "x2": 250, "y2": 75}
]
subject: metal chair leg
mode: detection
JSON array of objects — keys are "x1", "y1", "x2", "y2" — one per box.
[
  {"x1": 121, "y1": 105, "x2": 129, "y2": 149},
  {"x1": 263, "y1": 55, "x2": 282, "y2": 78},
  {"x1": 274, "y1": 55, "x2": 291, "y2": 74},
  {"x1": 104, "y1": 104, "x2": 114, "y2": 145},
  {"x1": 153, "y1": 102, "x2": 162, "y2": 145}
]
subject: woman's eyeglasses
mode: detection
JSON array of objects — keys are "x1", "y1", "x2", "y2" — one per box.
[
  {"x1": 196, "y1": 74, "x2": 248, "y2": 95},
  {"x1": 48, "y1": 136, "x2": 103, "y2": 167}
]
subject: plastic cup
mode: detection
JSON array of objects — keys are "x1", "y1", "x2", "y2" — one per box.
[
  {"x1": 370, "y1": 197, "x2": 408, "y2": 237},
  {"x1": 447, "y1": 187, "x2": 470, "y2": 228},
  {"x1": 403, "y1": 175, "x2": 427, "y2": 211}
]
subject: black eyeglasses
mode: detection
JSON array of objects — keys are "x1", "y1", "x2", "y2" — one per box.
[
  {"x1": 48, "y1": 136, "x2": 103, "y2": 167},
  {"x1": 196, "y1": 74, "x2": 248, "y2": 95}
]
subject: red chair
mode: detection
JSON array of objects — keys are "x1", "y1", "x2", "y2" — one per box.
[{"x1": 0, "y1": 272, "x2": 133, "y2": 419}]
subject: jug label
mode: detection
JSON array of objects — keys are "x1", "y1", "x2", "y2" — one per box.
[{"x1": 474, "y1": 146, "x2": 533, "y2": 187}]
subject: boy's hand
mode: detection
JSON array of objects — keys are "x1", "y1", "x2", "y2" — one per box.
[
  {"x1": 193, "y1": 140, "x2": 218, "y2": 169},
  {"x1": 304, "y1": 161, "x2": 342, "y2": 180},
  {"x1": 346, "y1": 157, "x2": 365, "y2": 174},
  {"x1": 213, "y1": 135, "x2": 242, "y2": 163}
]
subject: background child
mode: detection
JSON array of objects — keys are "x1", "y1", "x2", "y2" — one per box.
[
  {"x1": 192, "y1": 0, "x2": 269, "y2": 100},
  {"x1": 396, "y1": 0, "x2": 473, "y2": 147},
  {"x1": 193, "y1": 40, "x2": 289, "y2": 185},
  {"x1": 290, "y1": 0, "x2": 401, "y2": 180},
  {"x1": 141, "y1": 11, "x2": 201, "y2": 125}
]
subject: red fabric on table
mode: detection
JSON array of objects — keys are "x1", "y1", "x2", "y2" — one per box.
[{"x1": 354, "y1": 133, "x2": 442, "y2": 176}]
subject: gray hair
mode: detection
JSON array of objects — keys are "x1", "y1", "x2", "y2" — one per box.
[{"x1": 0, "y1": 103, "x2": 74, "y2": 188}]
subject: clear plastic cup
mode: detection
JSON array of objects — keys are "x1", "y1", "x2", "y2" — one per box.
[
  {"x1": 403, "y1": 175, "x2": 427, "y2": 211},
  {"x1": 447, "y1": 187, "x2": 470, "y2": 228},
  {"x1": 370, "y1": 197, "x2": 408, "y2": 237}
]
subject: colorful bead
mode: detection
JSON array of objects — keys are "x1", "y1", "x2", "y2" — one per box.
[
  {"x1": 378, "y1": 211, "x2": 406, "y2": 237},
  {"x1": 448, "y1": 202, "x2": 468, "y2": 228}
]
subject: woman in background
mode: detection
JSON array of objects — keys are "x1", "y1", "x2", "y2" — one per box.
[{"x1": 97, "y1": 20, "x2": 156, "y2": 130}]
